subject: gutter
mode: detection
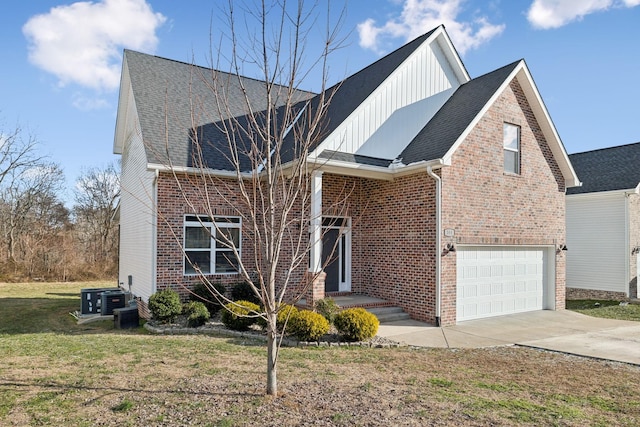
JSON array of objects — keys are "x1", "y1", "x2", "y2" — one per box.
[{"x1": 426, "y1": 165, "x2": 442, "y2": 326}]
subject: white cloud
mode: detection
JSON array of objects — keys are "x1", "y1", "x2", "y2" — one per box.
[
  {"x1": 71, "y1": 93, "x2": 111, "y2": 111},
  {"x1": 357, "y1": 0, "x2": 505, "y2": 56},
  {"x1": 527, "y1": 0, "x2": 640, "y2": 29},
  {"x1": 23, "y1": 0, "x2": 166, "y2": 92}
]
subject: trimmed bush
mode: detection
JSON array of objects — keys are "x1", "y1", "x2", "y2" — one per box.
[
  {"x1": 289, "y1": 309, "x2": 330, "y2": 341},
  {"x1": 231, "y1": 281, "x2": 261, "y2": 305},
  {"x1": 334, "y1": 308, "x2": 379, "y2": 342},
  {"x1": 256, "y1": 303, "x2": 298, "y2": 332},
  {"x1": 221, "y1": 300, "x2": 261, "y2": 331},
  {"x1": 315, "y1": 298, "x2": 340, "y2": 325},
  {"x1": 183, "y1": 301, "x2": 210, "y2": 327},
  {"x1": 148, "y1": 289, "x2": 182, "y2": 323},
  {"x1": 190, "y1": 282, "x2": 226, "y2": 314}
]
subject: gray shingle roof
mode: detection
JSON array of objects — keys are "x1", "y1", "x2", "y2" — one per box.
[
  {"x1": 567, "y1": 142, "x2": 640, "y2": 194},
  {"x1": 279, "y1": 27, "x2": 440, "y2": 165},
  {"x1": 124, "y1": 50, "x2": 315, "y2": 170},
  {"x1": 399, "y1": 60, "x2": 520, "y2": 164},
  {"x1": 317, "y1": 150, "x2": 393, "y2": 167}
]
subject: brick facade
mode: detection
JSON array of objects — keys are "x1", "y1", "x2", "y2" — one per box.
[
  {"x1": 152, "y1": 79, "x2": 568, "y2": 326},
  {"x1": 438, "y1": 80, "x2": 567, "y2": 325}
]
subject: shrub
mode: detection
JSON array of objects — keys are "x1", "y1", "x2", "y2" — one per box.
[
  {"x1": 289, "y1": 309, "x2": 330, "y2": 341},
  {"x1": 148, "y1": 289, "x2": 182, "y2": 323},
  {"x1": 315, "y1": 298, "x2": 340, "y2": 325},
  {"x1": 183, "y1": 301, "x2": 210, "y2": 327},
  {"x1": 221, "y1": 300, "x2": 261, "y2": 331},
  {"x1": 256, "y1": 303, "x2": 298, "y2": 332},
  {"x1": 334, "y1": 308, "x2": 379, "y2": 342},
  {"x1": 190, "y1": 282, "x2": 226, "y2": 314},
  {"x1": 231, "y1": 281, "x2": 261, "y2": 305}
]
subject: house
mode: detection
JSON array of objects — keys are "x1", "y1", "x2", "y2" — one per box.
[
  {"x1": 566, "y1": 142, "x2": 640, "y2": 300},
  {"x1": 113, "y1": 25, "x2": 580, "y2": 326}
]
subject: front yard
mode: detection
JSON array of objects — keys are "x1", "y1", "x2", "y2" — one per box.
[{"x1": 1, "y1": 282, "x2": 639, "y2": 426}]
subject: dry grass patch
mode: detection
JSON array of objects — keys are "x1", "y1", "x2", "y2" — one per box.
[{"x1": 1, "y1": 282, "x2": 640, "y2": 426}]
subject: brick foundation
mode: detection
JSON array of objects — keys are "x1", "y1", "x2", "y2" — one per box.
[{"x1": 566, "y1": 288, "x2": 628, "y2": 301}]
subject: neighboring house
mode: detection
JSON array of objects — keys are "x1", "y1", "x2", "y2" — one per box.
[
  {"x1": 113, "y1": 25, "x2": 579, "y2": 326},
  {"x1": 566, "y1": 142, "x2": 640, "y2": 300}
]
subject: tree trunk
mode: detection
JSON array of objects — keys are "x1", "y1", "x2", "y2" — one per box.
[{"x1": 266, "y1": 311, "x2": 278, "y2": 396}]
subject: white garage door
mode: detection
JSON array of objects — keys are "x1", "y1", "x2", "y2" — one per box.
[{"x1": 457, "y1": 246, "x2": 548, "y2": 322}]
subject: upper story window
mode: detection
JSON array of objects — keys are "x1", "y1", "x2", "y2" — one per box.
[
  {"x1": 503, "y1": 123, "x2": 520, "y2": 174},
  {"x1": 184, "y1": 215, "x2": 241, "y2": 275}
]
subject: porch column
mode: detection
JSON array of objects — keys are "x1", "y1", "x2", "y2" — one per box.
[
  {"x1": 309, "y1": 170, "x2": 323, "y2": 273},
  {"x1": 305, "y1": 170, "x2": 325, "y2": 307}
]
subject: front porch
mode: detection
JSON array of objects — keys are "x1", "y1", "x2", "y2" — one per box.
[{"x1": 297, "y1": 293, "x2": 412, "y2": 323}]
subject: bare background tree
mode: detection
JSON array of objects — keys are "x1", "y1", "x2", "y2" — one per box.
[
  {"x1": 0, "y1": 121, "x2": 119, "y2": 281},
  {"x1": 164, "y1": 0, "x2": 348, "y2": 396},
  {"x1": 73, "y1": 162, "x2": 120, "y2": 277}
]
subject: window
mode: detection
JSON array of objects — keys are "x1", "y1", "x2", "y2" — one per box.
[
  {"x1": 184, "y1": 215, "x2": 241, "y2": 275},
  {"x1": 503, "y1": 123, "x2": 520, "y2": 174}
]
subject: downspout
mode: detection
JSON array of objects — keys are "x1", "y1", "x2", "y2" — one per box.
[
  {"x1": 426, "y1": 165, "x2": 442, "y2": 326},
  {"x1": 151, "y1": 168, "x2": 159, "y2": 295}
]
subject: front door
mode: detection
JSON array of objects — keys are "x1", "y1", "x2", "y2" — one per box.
[{"x1": 321, "y1": 217, "x2": 350, "y2": 293}]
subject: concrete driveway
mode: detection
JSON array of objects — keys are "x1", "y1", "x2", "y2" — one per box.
[{"x1": 377, "y1": 310, "x2": 640, "y2": 365}]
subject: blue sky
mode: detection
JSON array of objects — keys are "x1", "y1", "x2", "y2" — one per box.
[{"x1": 1, "y1": 0, "x2": 639, "y2": 203}]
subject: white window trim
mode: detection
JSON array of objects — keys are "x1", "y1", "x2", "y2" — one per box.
[
  {"x1": 183, "y1": 215, "x2": 241, "y2": 276},
  {"x1": 503, "y1": 123, "x2": 520, "y2": 175},
  {"x1": 321, "y1": 216, "x2": 352, "y2": 292}
]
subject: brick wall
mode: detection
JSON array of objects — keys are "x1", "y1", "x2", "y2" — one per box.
[
  {"x1": 566, "y1": 288, "x2": 628, "y2": 301},
  {"x1": 439, "y1": 80, "x2": 567, "y2": 325},
  {"x1": 322, "y1": 173, "x2": 438, "y2": 323},
  {"x1": 155, "y1": 172, "x2": 307, "y2": 303}
]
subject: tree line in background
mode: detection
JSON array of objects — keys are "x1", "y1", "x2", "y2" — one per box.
[{"x1": 0, "y1": 122, "x2": 119, "y2": 282}]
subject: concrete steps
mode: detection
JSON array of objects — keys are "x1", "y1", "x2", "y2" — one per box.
[{"x1": 366, "y1": 306, "x2": 411, "y2": 324}]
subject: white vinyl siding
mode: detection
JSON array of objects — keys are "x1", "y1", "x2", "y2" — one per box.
[
  {"x1": 318, "y1": 36, "x2": 461, "y2": 159},
  {"x1": 457, "y1": 246, "x2": 550, "y2": 322},
  {"x1": 117, "y1": 84, "x2": 156, "y2": 303},
  {"x1": 566, "y1": 193, "x2": 628, "y2": 294}
]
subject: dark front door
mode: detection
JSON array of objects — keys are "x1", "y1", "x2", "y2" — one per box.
[{"x1": 322, "y1": 228, "x2": 340, "y2": 292}]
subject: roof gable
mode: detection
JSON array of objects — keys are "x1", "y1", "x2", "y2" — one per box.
[
  {"x1": 399, "y1": 60, "x2": 580, "y2": 188},
  {"x1": 119, "y1": 50, "x2": 314, "y2": 169},
  {"x1": 310, "y1": 25, "x2": 469, "y2": 160},
  {"x1": 400, "y1": 61, "x2": 520, "y2": 164},
  {"x1": 568, "y1": 142, "x2": 640, "y2": 194}
]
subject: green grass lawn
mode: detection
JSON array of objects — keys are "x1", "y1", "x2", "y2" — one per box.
[
  {"x1": 1, "y1": 282, "x2": 639, "y2": 426},
  {"x1": 567, "y1": 299, "x2": 640, "y2": 322}
]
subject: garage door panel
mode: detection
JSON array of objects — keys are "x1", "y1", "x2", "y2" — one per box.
[{"x1": 457, "y1": 246, "x2": 548, "y2": 322}]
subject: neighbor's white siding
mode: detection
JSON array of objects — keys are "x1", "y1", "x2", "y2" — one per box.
[
  {"x1": 319, "y1": 37, "x2": 461, "y2": 160},
  {"x1": 117, "y1": 83, "x2": 156, "y2": 303},
  {"x1": 566, "y1": 192, "x2": 628, "y2": 294}
]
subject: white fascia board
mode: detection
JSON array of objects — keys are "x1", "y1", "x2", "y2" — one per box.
[
  {"x1": 516, "y1": 64, "x2": 581, "y2": 188},
  {"x1": 442, "y1": 61, "x2": 581, "y2": 189},
  {"x1": 310, "y1": 26, "x2": 468, "y2": 160},
  {"x1": 433, "y1": 27, "x2": 470, "y2": 83},
  {"x1": 147, "y1": 163, "x2": 252, "y2": 179},
  {"x1": 308, "y1": 157, "x2": 444, "y2": 180},
  {"x1": 113, "y1": 56, "x2": 131, "y2": 155},
  {"x1": 566, "y1": 188, "x2": 636, "y2": 200}
]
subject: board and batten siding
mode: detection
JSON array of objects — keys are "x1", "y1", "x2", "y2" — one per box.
[
  {"x1": 319, "y1": 38, "x2": 460, "y2": 159},
  {"x1": 118, "y1": 87, "x2": 157, "y2": 303},
  {"x1": 566, "y1": 192, "x2": 628, "y2": 294}
]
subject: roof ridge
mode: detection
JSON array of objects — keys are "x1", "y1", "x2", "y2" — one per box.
[{"x1": 123, "y1": 49, "x2": 317, "y2": 97}]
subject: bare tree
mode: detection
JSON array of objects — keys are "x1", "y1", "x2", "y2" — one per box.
[
  {"x1": 162, "y1": 0, "x2": 348, "y2": 396},
  {"x1": 0, "y1": 162, "x2": 66, "y2": 267},
  {"x1": 0, "y1": 122, "x2": 42, "y2": 188},
  {"x1": 73, "y1": 162, "x2": 120, "y2": 271}
]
